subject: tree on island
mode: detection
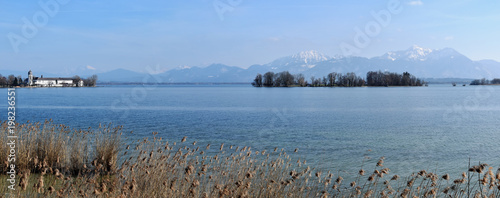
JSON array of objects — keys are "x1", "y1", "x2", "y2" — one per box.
[
  {"x1": 84, "y1": 74, "x2": 98, "y2": 87},
  {"x1": 263, "y1": 72, "x2": 275, "y2": 87},
  {"x1": 252, "y1": 74, "x2": 263, "y2": 87},
  {"x1": 73, "y1": 75, "x2": 81, "y2": 84},
  {"x1": 327, "y1": 72, "x2": 337, "y2": 86},
  {"x1": 491, "y1": 78, "x2": 500, "y2": 84},
  {"x1": 295, "y1": 74, "x2": 306, "y2": 87},
  {"x1": 17, "y1": 75, "x2": 23, "y2": 86},
  {"x1": 7, "y1": 75, "x2": 16, "y2": 86},
  {"x1": 273, "y1": 71, "x2": 294, "y2": 87},
  {"x1": 0, "y1": 75, "x2": 6, "y2": 87}
]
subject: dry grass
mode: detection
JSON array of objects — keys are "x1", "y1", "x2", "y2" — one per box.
[
  {"x1": 1, "y1": 120, "x2": 500, "y2": 197},
  {"x1": 0, "y1": 120, "x2": 120, "y2": 176}
]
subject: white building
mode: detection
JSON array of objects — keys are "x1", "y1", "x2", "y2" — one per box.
[{"x1": 28, "y1": 70, "x2": 83, "y2": 87}]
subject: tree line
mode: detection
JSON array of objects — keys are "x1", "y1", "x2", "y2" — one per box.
[
  {"x1": 73, "y1": 75, "x2": 98, "y2": 87},
  {"x1": 252, "y1": 71, "x2": 425, "y2": 87},
  {"x1": 366, "y1": 71, "x2": 424, "y2": 86},
  {"x1": 470, "y1": 78, "x2": 500, "y2": 85},
  {"x1": 0, "y1": 73, "x2": 98, "y2": 87},
  {"x1": 0, "y1": 74, "x2": 23, "y2": 87}
]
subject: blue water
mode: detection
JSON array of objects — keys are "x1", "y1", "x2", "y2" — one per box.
[{"x1": 2, "y1": 84, "x2": 500, "y2": 178}]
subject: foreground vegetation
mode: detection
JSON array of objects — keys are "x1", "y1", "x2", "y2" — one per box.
[{"x1": 1, "y1": 120, "x2": 500, "y2": 197}]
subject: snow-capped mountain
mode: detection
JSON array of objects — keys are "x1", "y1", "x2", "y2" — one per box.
[
  {"x1": 369, "y1": 46, "x2": 491, "y2": 78},
  {"x1": 264, "y1": 50, "x2": 331, "y2": 73},
  {"x1": 290, "y1": 50, "x2": 330, "y2": 64},
  {"x1": 425, "y1": 47, "x2": 468, "y2": 60},
  {"x1": 378, "y1": 45, "x2": 471, "y2": 63},
  {"x1": 379, "y1": 45, "x2": 435, "y2": 61},
  {"x1": 152, "y1": 46, "x2": 498, "y2": 82},
  {"x1": 53, "y1": 46, "x2": 499, "y2": 83}
]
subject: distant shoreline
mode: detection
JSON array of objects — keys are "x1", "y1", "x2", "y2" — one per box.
[
  {"x1": 0, "y1": 82, "x2": 249, "y2": 88},
  {"x1": 98, "y1": 82, "x2": 250, "y2": 85},
  {"x1": 0, "y1": 86, "x2": 97, "y2": 89},
  {"x1": 3, "y1": 82, "x2": 500, "y2": 88}
]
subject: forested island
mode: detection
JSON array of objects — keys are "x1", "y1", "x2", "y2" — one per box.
[
  {"x1": 252, "y1": 71, "x2": 426, "y2": 87},
  {"x1": 0, "y1": 72, "x2": 97, "y2": 88},
  {"x1": 470, "y1": 78, "x2": 500, "y2": 85}
]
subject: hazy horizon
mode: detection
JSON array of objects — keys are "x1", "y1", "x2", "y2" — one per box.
[{"x1": 2, "y1": 1, "x2": 500, "y2": 74}]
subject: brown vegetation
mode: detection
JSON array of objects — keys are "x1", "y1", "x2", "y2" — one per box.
[{"x1": 1, "y1": 120, "x2": 500, "y2": 197}]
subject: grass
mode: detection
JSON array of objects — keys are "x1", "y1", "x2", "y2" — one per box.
[{"x1": 1, "y1": 120, "x2": 500, "y2": 197}]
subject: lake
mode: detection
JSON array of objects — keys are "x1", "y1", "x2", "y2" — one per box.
[{"x1": 2, "y1": 84, "x2": 500, "y2": 178}]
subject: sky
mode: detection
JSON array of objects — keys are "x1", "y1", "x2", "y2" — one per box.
[{"x1": 1, "y1": 0, "x2": 500, "y2": 75}]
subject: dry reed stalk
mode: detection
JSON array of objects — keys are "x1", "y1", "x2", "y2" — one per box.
[{"x1": 2, "y1": 120, "x2": 500, "y2": 197}]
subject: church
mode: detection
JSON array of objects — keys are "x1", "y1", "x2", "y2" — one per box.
[{"x1": 27, "y1": 70, "x2": 84, "y2": 87}]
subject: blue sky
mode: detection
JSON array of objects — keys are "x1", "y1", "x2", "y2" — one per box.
[{"x1": 1, "y1": 0, "x2": 499, "y2": 75}]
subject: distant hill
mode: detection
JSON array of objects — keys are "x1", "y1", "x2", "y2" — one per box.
[
  {"x1": 3, "y1": 46, "x2": 500, "y2": 83},
  {"x1": 156, "y1": 64, "x2": 248, "y2": 83},
  {"x1": 142, "y1": 46, "x2": 500, "y2": 83},
  {"x1": 0, "y1": 70, "x2": 60, "y2": 78},
  {"x1": 96, "y1": 69, "x2": 149, "y2": 82}
]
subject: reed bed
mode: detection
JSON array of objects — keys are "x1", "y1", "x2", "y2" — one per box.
[{"x1": 1, "y1": 120, "x2": 500, "y2": 197}]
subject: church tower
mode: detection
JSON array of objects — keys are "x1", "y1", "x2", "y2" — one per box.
[{"x1": 28, "y1": 70, "x2": 33, "y2": 86}]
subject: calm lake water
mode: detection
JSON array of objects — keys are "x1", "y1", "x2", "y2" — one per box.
[{"x1": 2, "y1": 84, "x2": 500, "y2": 178}]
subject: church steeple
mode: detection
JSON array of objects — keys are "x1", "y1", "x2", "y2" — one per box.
[{"x1": 28, "y1": 70, "x2": 34, "y2": 86}]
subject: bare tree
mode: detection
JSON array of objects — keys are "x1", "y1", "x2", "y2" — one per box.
[
  {"x1": 255, "y1": 73, "x2": 262, "y2": 87},
  {"x1": 277, "y1": 71, "x2": 294, "y2": 87},
  {"x1": 73, "y1": 75, "x2": 81, "y2": 85},
  {"x1": 263, "y1": 72, "x2": 274, "y2": 87},
  {"x1": 17, "y1": 75, "x2": 23, "y2": 85},
  {"x1": 314, "y1": 77, "x2": 321, "y2": 87},
  {"x1": 7, "y1": 75, "x2": 15, "y2": 86},
  {"x1": 0, "y1": 75, "x2": 5, "y2": 87},
  {"x1": 327, "y1": 72, "x2": 337, "y2": 86},
  {"x1": 295, "y1": 74, "x2": 306, "y2": 87},
  {"x1": 84, "y1": 75, "x2": 98, "y2": 87}
]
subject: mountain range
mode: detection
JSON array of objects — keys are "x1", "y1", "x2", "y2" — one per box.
[{"x1": 3, "y1": 46, "x2": 500, "y2": 83}]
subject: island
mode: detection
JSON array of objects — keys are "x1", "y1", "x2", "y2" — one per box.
[
  {"x1": 252, "y1": 70, "x2": 426, "y2": 87},
  {"x1": 470, "y1": 78, "x2": 500, "y2": 85},
  {"x1": 0, "y1": 70, "x2": 98, "y2": 88}
]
